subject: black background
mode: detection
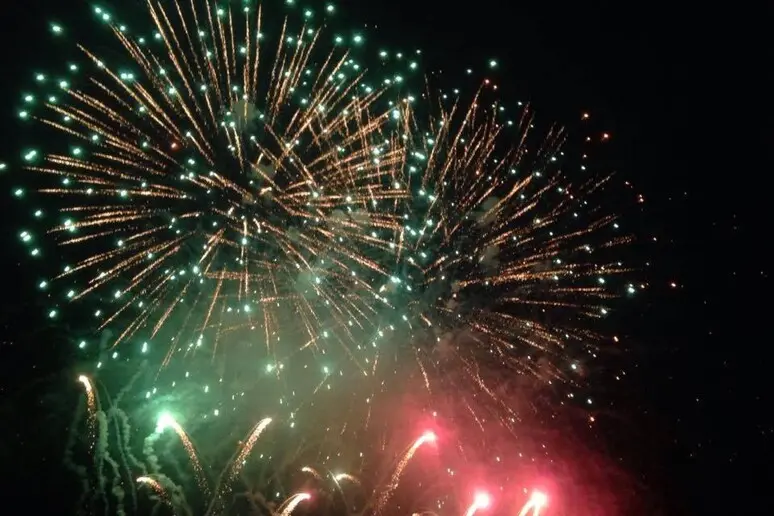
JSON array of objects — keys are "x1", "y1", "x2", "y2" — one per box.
[{"x1": 0, "y1": 0, "x2": 770, "y2": 513}]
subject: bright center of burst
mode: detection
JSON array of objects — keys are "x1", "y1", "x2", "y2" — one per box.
[
  {"x1": 530, "y1": 491, "x2": 548, "y2": 508},
  {"x1": 474, "y1": 492, "x2": 491, "y2": 508},
  {"x1": 422, "y1": 430, "x2": 437, "y2": 442},
  {"x1": 156, "y1": 412, "x2": 176, "y2": 432}
]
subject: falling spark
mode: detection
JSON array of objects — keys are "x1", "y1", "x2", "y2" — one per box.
[
  {"x1": 333, "y1": 472, "x2": 360, "y2": 484},
  {"x1": 77, "y1": 374, "x2": 96, "y2": 417},
  {"x1": 375, "y1": 431, "x2": 437, "y2": 513},
  {"x1": 77, "y1": 374, "x2": 97, "y2": 447},
  {"x1": 228, "y1": 417, "x2": 273, "y2": 480},
  {"x1": 278, "y1": 492, "x2": 311, "y2": 516},
  {"x1": 137, "y1": 475, "x2": 167, "y2": 499},
  {"x1": 156, "y1": 412, "x2": 208, "y2": 493},
  {"x1": 301, "y1": 466, "x2": 323, "y2": 481}
]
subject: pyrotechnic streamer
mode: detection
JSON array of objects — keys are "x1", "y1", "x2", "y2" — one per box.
[
  {"x1": 77, "y1": 374, "x2": 97, "y2": 446},
  {"x1": 517, "y1": 491, "x2": 548, "y2": 516},
  {"x1": 301, "y1": 466, "x2": 324, "y2": 481},
  {"x1": 327, "y1": 470, "x2": 362, "y2": 512},
  {"x1": 227, "y1": 417, "x2": 273, "y2": 481},
  {"x1": 137, "y1": 475, "x2": 167, "y2": 499},
  {"x1": 62, "y1": 371, "x2": 578, "y2": 516},
  {"x1": 77, "y1": 374, "x2": 96, "y2": 415},
  {"x1": 207, "y1": 417, "x2": 273, "y2": 514},
  {"x1": 278, "y1": 492, "x2": 312, "y2": 516},
  {"x1": 137, "y1": 474, "x2": 193, "y2": 516},
  {"x1": 374, "y1": 431, "x2": 437, "y2": 513},
  {"x1": 334, "y1": 472, "x2": 360, "y2": 485},
  {"x1": 156, "y1": 413, "x2": 208, "y2": 495}
]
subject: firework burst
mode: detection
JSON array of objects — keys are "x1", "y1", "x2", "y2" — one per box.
[
  {"x1": 12, "y1": 1, "x2": 639, "y2": 513},
  {"x1": 16, "y1": 1, "x2": 414, "y2": 371},
  {"x1": 14, "y1": 0, "x2": 633, "y2": 412}
]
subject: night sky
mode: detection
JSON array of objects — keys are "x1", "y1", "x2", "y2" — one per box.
[{"x1": 0, "y1": 0, "x2": 770, "y2": 514}]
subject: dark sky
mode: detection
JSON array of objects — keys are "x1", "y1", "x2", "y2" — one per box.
[{"x1": 0, "y1": 0, "x2": 770, "y2": 514}]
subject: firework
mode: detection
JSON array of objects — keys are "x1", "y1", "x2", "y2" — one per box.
[
  {"x1": 14, "y1": 0, "x2": 631, "y2": 388},
  {"x1": 11, "y1": 1, "x2": 638, "y2": 514},
  {"x1": 374, "y1": 430, "x2": 436, "y2": 513},
  {"x1": 278, "y1": 492, "x2": 312, "y2": 516},
  {"x1": 65, "y1": 377, "x2": 471, "y2": 515},
  {"x1": 156, "y1": 412, "x2": 209, "y2": 494},
  {"x1": 16, "y1": 0, "x2": 413, "y2": 375},
  {"x1": 517, "y1": 491, "x2": 549, "y2": 516},
  {"x1": 463, "y1": 492, "x2": 491, "y2": 516},
  {"x1": 66, "y1": 370, "x2": 629, "y2": 515},
  {"x1": 77, "y1": 374, "x2": 97, "y2": 422}
]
